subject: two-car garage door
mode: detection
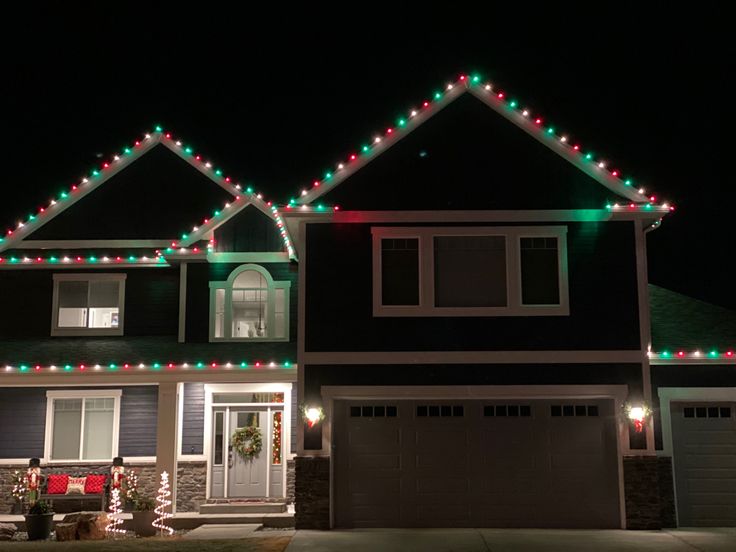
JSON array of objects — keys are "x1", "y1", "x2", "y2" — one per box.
[{"x1": 334, "y1": 399, "x2": 621, "y2": 528}]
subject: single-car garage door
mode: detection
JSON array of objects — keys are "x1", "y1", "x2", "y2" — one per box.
[
  {"x1": 334, "y1": 399, "x2": 621, "y2": 528},
  {"x1": 672, "y1": 402, "x2": 736, "y2": 526}
]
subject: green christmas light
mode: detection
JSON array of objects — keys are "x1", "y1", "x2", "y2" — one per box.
[
  {"x1": 397, "y1": 118, "x2": 406, "y2": 127},
  {"x1": 324, "y1": 172, "x2": 332, "y2": 179},
  {"x1": 153, "y1": 363, "x2": 161, "y2": 370},
  {"x1": 509, "y1": 100, "x2": 518, "y2": 108},
  {"x1": 154, "y1": 125, "x2": 163, "y2": 132},
  {"x1": 91, "y1": 170, "x2": 100, "y2": 177},
  {"x1": 240, "y1": 362, "x2": 247, "y2": 368},
  {"x1": 124, "y1": 148, "x2": 132, "y2": 154},
  {"x1": 64, "y1": 365, "x2": 72, "y2": 371},
  {"x1": 184, "y1": 147, "x2": 192, "y2": 154},
  {"x1": 709, "y1": 350, "x2": 718, "y2": 357},
  {"x1": 215, "y1": 169, "x2": 222, "y2": 176},
  {"x1": 60, "y1": 192, "x2": 68, "y2": 199},
  {"x1": 284, "y1": 361, "x2": 291, "y2": 367},
  {"x1": 546, "y1": 127, "x2": 555, "y2": 135},
  {"x1": 434, "y1": 92, "x2": 442, "y2": 100},
  {"x1": 624, "y1": 179, "x2": 633, "y2": 186},
  {"x1": 471, "y1": 74, "x2": 481, "y2": 83},
  {"x1": 196, "y1": 362, "x2": 204, "y2": 369},
  {"x1": 661, "y1": 351, "x2": 671, "y2": 357},
  {"x1": 247, "y1": 187, "x2": 254, "y2": 194},
  {"x1": 585, "y1": 153, "x2": 593, "y2": 160},
  {"x1": 20, "y1": 365, "x2": 28, "y2": 372},
  {"x1": 361, "y1": 145, "x2": 369, "y2": 153}
]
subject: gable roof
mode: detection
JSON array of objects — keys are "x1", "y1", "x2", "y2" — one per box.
[
  {"x1": 290, "y1": 74, "x2": 672, "y2": 218},
  {"x1": 649, "y1": 284, "x2": 736, "y2": 360},
  {"x1": 0, "y1": 127, "x2": 295, "y2": 259}
]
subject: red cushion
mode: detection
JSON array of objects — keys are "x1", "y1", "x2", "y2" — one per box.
[
  {"x1": 46, "y1": 474, "x2": 69, "y2": 494},
  {"x1": 84, "y1": 474, "x2": 106, "y2": 494}
]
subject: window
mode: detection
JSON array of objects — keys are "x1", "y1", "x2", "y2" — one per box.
[
  {"x1": 52, "y1": 274, "x2": 126, "y2": 336},
  {"x1": 45, "y1": 390, "x2": 121, "y2": 461},
  {"x1": 209, "y1": 264, "x2": 290, "y2": 341},
  {"x1": 372, "y1": 227, "x2": 568, "y2": 316}
]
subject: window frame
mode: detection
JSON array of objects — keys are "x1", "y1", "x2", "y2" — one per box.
[
  {"x1": 208, "y1": 264, "x2": 291, "y2": 342},
  {"x1": 51, "y1": 273, "x2": 126, "y2": 336},
  {"x1": 44, "y1": 389, "x2": 122, "y2": 464},
  {"x1": 372, "y1": 226, "x2": 568, "y2": 317}
]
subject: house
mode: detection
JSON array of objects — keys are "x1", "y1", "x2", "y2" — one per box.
[
  {"x1": 1, "y1": 73, "x2": 734, "y2": 529},
  {"x1": 0, "y1": 130, "x2": 299, "y2": 514},
  {"x1": 279, "y1": 75, "x2": 735, "y2": 529}
]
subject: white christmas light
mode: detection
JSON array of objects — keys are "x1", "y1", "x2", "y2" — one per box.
[{"x1": 152, "y1": 471, "x2": 174, "y2": 536}]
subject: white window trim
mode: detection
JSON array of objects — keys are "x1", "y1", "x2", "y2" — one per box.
[
  {"x1": 44, "y1": 389, "x2": 122, "y2": 464},
  {"x1": 51, "y1": 273, "x2": 126, "y2": 336},
  {"x1": 208, "y1": 264, "x2": 290, "y2": 342},
  {"x1": 372, "y1": 226, "x2": 569, "y2": 317}
]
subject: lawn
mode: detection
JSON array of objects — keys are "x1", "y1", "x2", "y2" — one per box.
[{"x1": 0, "y1": 536, "x2": 291, "y2": 552}]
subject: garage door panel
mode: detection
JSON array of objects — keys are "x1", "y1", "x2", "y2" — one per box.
[
  {"x1": 349, "y1": 477, "x2": 401, "y2": 495},
  {"x1": 348, "y1": 426, "x2": 401, "y2": 447},
  {"x1": 672, "y1": 401, "x2": 736, "y2": 526},
  {"x1": 349, "y1": 453, "x2": 401, "y2": 470},
  {"x1": 415, "y1": 477, "x2": 469, "y2": 493},
  {"x1": 335, "y1": 398, "x2": 620, "y2": 528}
]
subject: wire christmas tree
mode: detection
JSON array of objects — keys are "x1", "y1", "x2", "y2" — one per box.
[
  {"x1": 152, "y1": 471, "x2": 174, "y2": 536},
  {"x1": 105, "y1": 488, "x2": 125, "y2": 537}
]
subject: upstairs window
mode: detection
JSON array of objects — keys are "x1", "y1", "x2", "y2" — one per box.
[
  {"x1": 372, "y1": 226, "x2": 568, "y2": 317},
  {"x1": 51, "y1": 274, "x2": 126, "y2": 336},
  {"x1": 209, "y1": 264, "x2": 290, "y2": 341}
]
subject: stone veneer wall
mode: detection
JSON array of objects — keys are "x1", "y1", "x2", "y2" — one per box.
[
  {"x1": 286, "y1": 459, "x2": 295, "y2": 504},
  {"x1": 0, "y1": 461, "x2": 207, "y2": 514},
  {"x1": 176, "y1": 461, "x2": 207, "y2": 512},
  {"x1": 657, "y1": 456, "x2": 677, "y2": 528},
  {"x1": 295, "y1": 456, "x2": 329, "y2": 529},
  {"x1": 623, "y1": 455, "x2": 677, "y2": 529}
]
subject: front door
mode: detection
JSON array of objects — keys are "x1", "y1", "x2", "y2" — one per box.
[{"x1": 228, "y1": 409, "x2": 268, "y2": 497}]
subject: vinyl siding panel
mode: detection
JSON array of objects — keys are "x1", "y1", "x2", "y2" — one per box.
[
  {"x1": 214, "y1": 207, "x2": 284, "y2": 252},
  {"x1": 182, "y1": 383, "x2": 205, "y2": 455},
  {"x1": 0, "y1": 386, "x2": 157, "y2": 459},
  {"x1": 0, "y1": 388, "x2": 46, "y2": 458},
  {"x1": 118, "y1": 386, "x2": 158, "y2": 457}
]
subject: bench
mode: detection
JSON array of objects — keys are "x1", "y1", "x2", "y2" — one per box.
[{"x1": 39, "y1": 472, "x2": 109, "y2": 513}]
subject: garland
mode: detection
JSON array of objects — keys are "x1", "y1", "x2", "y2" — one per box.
[{"x1": 231, "y1": 426, "x2": 262, "y2": 461}]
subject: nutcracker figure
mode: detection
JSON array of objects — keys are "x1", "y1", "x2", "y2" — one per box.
[
  {"x1": 26, "y1": 458, "x2": 42, "y2": 505},
  {"x1": 111, "y1": 457, "x2": 125, "y2": 490}
]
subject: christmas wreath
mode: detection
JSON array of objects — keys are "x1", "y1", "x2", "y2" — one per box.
[{"x1": 231, "y1": 426, "x2": 262, "y2": 461}]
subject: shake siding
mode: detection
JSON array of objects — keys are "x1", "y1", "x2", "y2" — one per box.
[
  {"x1": 305, "y1": 221, "x2": 640, "y2": 352},
  {"x1": 182, "y1": 383, "x2": 205, "y2": 455}
]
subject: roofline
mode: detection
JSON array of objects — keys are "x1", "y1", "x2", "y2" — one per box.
[{"x1": 294, "y1": 74, "x2": 670, "y2": 212}]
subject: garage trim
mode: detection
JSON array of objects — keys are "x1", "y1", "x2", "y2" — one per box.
[{"x1": 322, "y1": 384, "x2": 630, "y2": 529}]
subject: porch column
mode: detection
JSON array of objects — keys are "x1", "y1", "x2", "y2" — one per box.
[{"x1": 155, "y1": 382, "x2": 180, "y2": 513}]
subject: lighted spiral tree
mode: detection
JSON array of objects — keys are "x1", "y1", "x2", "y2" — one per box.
[
  {"x1": 152, "y1": 471, "x2": 174, "y2": 536},
  {"x1": 105, "y1": 488, "x2": 125, "y2": 537}
]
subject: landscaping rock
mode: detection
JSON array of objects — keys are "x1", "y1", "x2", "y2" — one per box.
[
  {"x1": 54, "y1": 523, "x2": 77, "y2": 541},
  {"x1": 0, "y1": 523, "x2": 17, "y2": 541},
  {"x1": 62, "y1": 512, "x2": 109, "y2": 540}
]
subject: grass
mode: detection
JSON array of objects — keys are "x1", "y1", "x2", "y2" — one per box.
[{"x1": 0, "y1": 536, "x2": 291, "y2": 552}]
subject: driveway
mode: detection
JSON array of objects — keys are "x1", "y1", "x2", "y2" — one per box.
[{"x1": 286, "y1": 528, "x2": 736, "y2": 552}]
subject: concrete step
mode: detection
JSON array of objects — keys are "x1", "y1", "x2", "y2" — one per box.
[
  {"x1": 199, "y1": 502, "x2": 287, "y2": 514},
  {"x1": 173, "y1": 512, "x2": 294, "y2": 530}
]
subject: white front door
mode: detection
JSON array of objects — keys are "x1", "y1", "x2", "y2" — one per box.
[{"x1": 228, "y1": 409, "x2": 268, "y2": 497}]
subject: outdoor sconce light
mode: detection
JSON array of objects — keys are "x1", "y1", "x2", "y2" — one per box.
[
  {"x1": 625, "y1": 403, "x2": 652, "y2": 433},
  {"x1": 302, "y1": 405, "x2": 325, "y2": 428}
]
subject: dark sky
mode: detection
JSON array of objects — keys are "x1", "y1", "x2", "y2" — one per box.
[{"x1": 3, "y1": 6, "x2": 733, "y2": 308}]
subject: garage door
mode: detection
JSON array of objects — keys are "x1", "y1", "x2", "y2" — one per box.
[
  {"x1": 334, "y1": 399, "x2": 621, "y2": 528},
  {"x1": 672, "y1": 402, "x2": 736, "y2": 526}
]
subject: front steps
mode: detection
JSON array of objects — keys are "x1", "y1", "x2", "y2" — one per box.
[{"x1": 199, "y1": 501, "x2": 287, "y2": 514}]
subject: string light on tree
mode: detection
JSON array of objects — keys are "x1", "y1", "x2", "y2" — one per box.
[
  {"x1": 152, "y1": 471, "x2": 174, "y2": 536},
  {"x1": 105, "y1": 488, "x2": 125, "y2": 537}
]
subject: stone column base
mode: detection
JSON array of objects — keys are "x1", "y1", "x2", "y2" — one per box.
[{"x1": 295, "y1": 456, "x2": 330, "y2": 529}]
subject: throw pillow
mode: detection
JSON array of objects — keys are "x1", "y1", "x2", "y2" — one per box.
[
  {"x1": 84, "y1": 474, "x2": 107, "y2": 494},
  {"x1": 46, "y1": 474, "x2": 69, "y2": 494},
  {"x1": 66, "y1": 476, "x2": 86, "y2": 495}
]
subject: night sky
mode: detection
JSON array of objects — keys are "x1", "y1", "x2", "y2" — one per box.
[{"x1": 3, "y1": 7, "x2": 732, "y2": 308}]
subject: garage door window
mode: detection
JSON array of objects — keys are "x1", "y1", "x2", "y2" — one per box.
[
  {"x1": 683, "y1": 406, "x2": 731, "y2": 418},
  {"x1": 416, "y1": 405, "x2": 464, "y2": 417},
  {"x1": 350, "y1": 405, "x2": 397, "y2": 418},
  {"x1": 551, "y1": 405, "x2": 599, "y2": 417},
  {"x1": 484, "y1": 405, "x2": 531, "y2": 417}
]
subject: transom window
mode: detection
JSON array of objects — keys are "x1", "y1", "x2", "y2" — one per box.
[
  {"x1": 372, "y1": 226, "x2": 568, "y2": 316},
  {"x1": 51, "y1": 274, "x2": 126, "y2": 336},
  {"x1": 45, "y1": 390, "x2": 121, "y2": 462},
  {"x1": 209, "y1": 264, "x2": 290, "y2": 341}
]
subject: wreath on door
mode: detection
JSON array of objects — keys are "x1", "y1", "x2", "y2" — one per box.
[{"x1": 231, "y1": 426, "x2": 263, "y2": 461}]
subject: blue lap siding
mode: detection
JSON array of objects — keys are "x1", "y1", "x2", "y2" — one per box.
[{"x1": 0, "y1": 386, "x2": 157, "y2": 459}]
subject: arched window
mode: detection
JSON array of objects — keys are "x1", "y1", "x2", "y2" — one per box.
[{"x1": 209, "y1": 265, "x2": 290, "y2": 341}]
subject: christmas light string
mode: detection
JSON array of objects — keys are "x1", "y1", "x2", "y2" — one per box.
[
  {"x1": 0, "y1": 127, "x2": 296, "y2": 259},
  {"x1": 2, "y1": 361, "x2": 293, "y2": 374},
  {"x1": 152, "y1": 471, "x2": 174, "y2": 536},
  {"x1": 105, "y1": 488, "x2": 125, "y2": 536},
  {"x1": 291, "y1": 73, "x2": 673, "y2": 218}
]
